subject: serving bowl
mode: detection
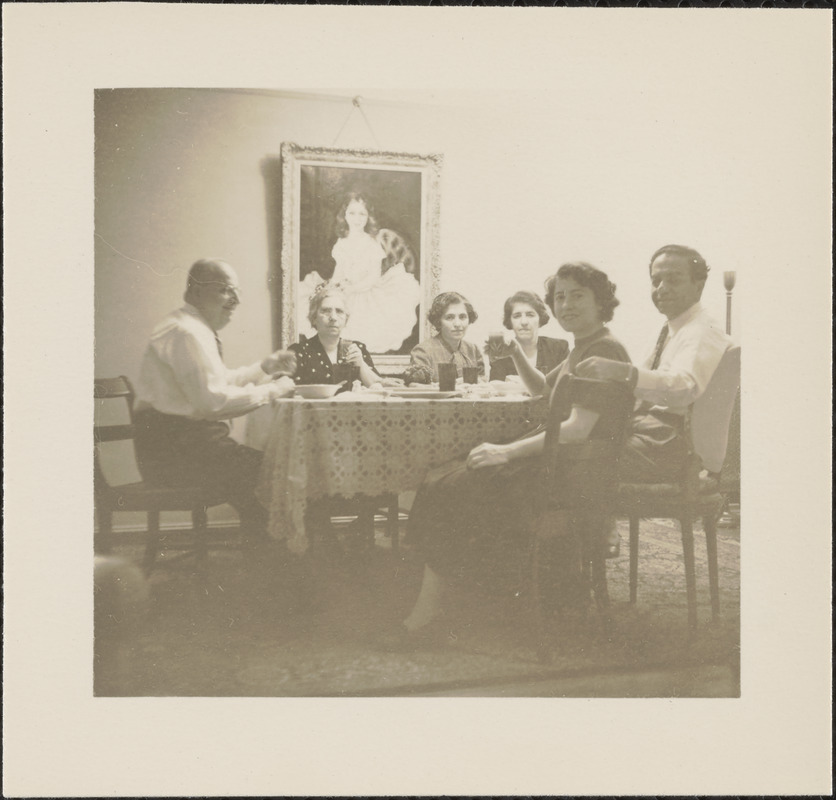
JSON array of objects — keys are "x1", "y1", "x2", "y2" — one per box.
[{"x1": 294, "y1": 383, "x2": 341, "y2": 399}]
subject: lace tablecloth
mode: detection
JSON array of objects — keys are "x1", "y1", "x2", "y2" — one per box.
[{"x1": 248, "y1": 395, "x2": 546, "y2": 554}]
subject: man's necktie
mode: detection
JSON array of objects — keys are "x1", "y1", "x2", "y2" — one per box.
[
  {"x1": 649, "y1": 324, "x2": 669, "y2": 370},
  {"x1": 214, "y1": 332, "x2": 224, "y2": 362}
]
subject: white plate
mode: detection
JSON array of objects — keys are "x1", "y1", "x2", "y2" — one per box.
[
  {"x1": 294, "y1": 384, "x2": 341, "y2": 399},
  {"x1": 395, "y1": 384, "x2": 442, "y2": 392},
  {"x1": 480, "y1": 381, "x2": 530, "y2": 396}
]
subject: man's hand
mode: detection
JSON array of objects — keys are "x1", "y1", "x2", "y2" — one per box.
[
  {"x1": 267, "y1": 376, "x2": 296, "y2": 401},
  {"x1": 262, "y1": 349, "x2": 297, "y2": 377},
  {"x1": 466, "y1": 442, "x2": 510, "y2": 470},
  {"x1": 575, "y1": 356, "x2": 637, "y2": 386}
]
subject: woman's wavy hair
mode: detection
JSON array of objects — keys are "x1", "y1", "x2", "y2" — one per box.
[
  {"x1": 544, "y1": 262, "x2": 620, "y2": 323},
  {"x1": 502, "y1": 290, "x2": 551, "y2": 330},
  {"x1": 307, "y1": 282, "x2": 350, "y2": 328},
  {"x1": 334, "y1": 192, "x2": 379, "y2": 238},
  {"x1": 427, "y1": 291, "x2": 478, "y2": 332}
]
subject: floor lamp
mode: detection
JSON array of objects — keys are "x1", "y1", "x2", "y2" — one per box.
[{"x1": 718, "y1": 270, "x2": 740, "y2": 528}]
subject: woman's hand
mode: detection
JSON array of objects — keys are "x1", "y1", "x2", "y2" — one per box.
[
  {"x1": 466, "y1": 442, "x2": 510, "y2": 470},
  {"x1": 342, "y1": 342, "x2": 365, "y2": 366},
  {"x1": 484, "y1": 330, "x2": 516, "y2": 360}
]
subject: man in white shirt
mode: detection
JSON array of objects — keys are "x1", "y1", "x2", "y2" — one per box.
[
  {"x1": 134, "y1": 258, "x2": 297, "y2": 547},
  {"x1": 576, "y1": 244, "x2": 732, "y2": 481}
]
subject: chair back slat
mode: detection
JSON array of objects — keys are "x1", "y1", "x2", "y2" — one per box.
[
  {"x1": 94, "y1": 375, "x2": 144, "y2": 488},
  {"x1": 690, "y1": 346, "x2": 740, "y2": 474},
  {"x1": 94, "y1": 376, "x2": 133, "y2": 401},
  {"x1": 94, "y1": 424, "x2": 135, "y2": 443}
]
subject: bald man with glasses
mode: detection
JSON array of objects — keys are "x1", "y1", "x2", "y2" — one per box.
[{"x1": 133, "y1": 258, "x2": 297, "y2": 551}]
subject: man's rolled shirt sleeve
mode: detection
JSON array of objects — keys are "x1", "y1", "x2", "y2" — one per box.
[
  {"x1": 633, "y1": 319, "x2": 730, "y2": 411},
  {"x1": 160, "y1": 329, "x2": 274, "y2": 420}
]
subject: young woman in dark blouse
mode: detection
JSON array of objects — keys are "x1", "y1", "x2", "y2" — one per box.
[
  {"x1": 382, "y1": 262, "x2": 631, "y2": 648},
  {"x1": 489, "y1": 289, "x2": 569, "y2": 381}
]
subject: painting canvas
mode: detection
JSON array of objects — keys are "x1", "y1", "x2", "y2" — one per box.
[{"x1": 277, "y1": 143, "x2": 443, "y2": 373}]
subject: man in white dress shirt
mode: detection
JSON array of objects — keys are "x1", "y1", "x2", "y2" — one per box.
[
  {"x1": 576, "y1": 244, "x2": 733, "y2": 480},
  {"x1": 133, "y1": 258, "x2": 297, "y2": 547}
]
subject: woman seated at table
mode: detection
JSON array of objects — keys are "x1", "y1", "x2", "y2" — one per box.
[
  {"x1": 290, "y1": 282, "x2": 381, "y2": 389},
  {"x1": 382, "y1": 262, "x2": 630, "y2": 649},
  {"x1": 290, "y1": 283, "x2": 384, "y2": 549},
  {"x1": 403, "y1": 291, "x2": 485, "y2": 385},
  {"x1": 489, "y1": 289, "x2": 569, "y2": 381}
]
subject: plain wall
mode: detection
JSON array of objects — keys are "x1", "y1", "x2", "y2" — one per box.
[{"x1": 94, "y1": 18, "x2": 828, "y2": 524}]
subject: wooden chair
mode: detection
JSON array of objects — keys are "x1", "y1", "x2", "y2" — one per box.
[
  {"x1": 616, "y1": 346, "x2": 741, "y2": 632},
  {"x1": 94, "y1": 376, "x2": 229, "y2": 574},
  {"x1": 531, "y1": 376, "x2": 635, "y2": 655}
]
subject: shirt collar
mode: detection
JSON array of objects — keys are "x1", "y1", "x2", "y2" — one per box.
[
  {"x1": 433, "y1": 333, "x2": 461, "y2": 354},
  {"x1": 182, "y1": 302, "x2": 214, "y2": 332},
  {"x1": 666, "y1": 301, "x2": 702, "y2": 335}
]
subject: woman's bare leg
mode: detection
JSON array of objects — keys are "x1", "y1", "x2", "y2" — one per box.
[{"x1": 402, "y1": 564, "x2": 446, "y2": 631}]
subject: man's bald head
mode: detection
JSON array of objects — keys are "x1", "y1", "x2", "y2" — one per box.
[{"x1": 184, "y1": 258, "x2": 241, "y2": 331}]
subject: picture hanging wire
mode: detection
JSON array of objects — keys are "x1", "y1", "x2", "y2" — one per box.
[{"x1": 332, "y1": 95, "x2": 381, "y2": 149}]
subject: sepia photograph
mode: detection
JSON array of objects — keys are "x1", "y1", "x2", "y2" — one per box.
[
  {"x1": 90, "y1": 84, "x2": 745, "y2": 700},
  {"x1": 3, "y1": 4, "x2": 832, "y2": 798}
]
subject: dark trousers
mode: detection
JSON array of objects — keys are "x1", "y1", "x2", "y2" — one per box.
[
  {"x1": 619, "y1": 410, "x2": 688, "y2": 482},
  {"x1": 133, "y1": 409, "x2": 267, "y2": 539}
]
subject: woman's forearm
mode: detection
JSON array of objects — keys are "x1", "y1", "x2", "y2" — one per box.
[
  {"x1": 359, "y1": 362, "x2": 378, "y2": 387},
  {"x1": 505, "y1": 431, "x2": 545, "y2": 461},
  {"x1": 509, "y1": 342, "x2": 547, "y2": 396}
]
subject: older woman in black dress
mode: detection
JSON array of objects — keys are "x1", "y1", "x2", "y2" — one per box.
[
  {"x1": 384, "y1": 262, "x2": 631, "y2": 648},
  {"x1": 289, "y1": 283, "x2": 381, "y2": 389},
  {"x1": 290, "y1": 284, "x2": 384, "y2": 549}
]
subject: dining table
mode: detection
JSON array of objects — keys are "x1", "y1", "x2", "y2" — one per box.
[{"x1": 247, "y1": 387, "x2": 548, "y2": 554}]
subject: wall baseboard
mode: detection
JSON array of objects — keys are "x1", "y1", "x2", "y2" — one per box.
[{"x1": 97, "y1": 511, "x2": 409, "y2": 538}]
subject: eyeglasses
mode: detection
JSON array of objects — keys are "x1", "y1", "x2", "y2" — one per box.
[{"x1": 206, "y1": 282, "x2": 241, "y2": 299}]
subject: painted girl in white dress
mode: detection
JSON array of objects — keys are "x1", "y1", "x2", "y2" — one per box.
[{"x1": 298, "y1": 193, "x2": 420, "y2": 353}]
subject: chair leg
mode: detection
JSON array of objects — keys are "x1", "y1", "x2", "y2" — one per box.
[
  {"x1": 629, "y1": 515, "x2": 639, "y2": 604},
  {"x1": 143, "y1": 510, "x2": 161, "y2": 575},
  {"x1": 590, "y1": 536, "x2": 610, "y2": 613},
  {"x1": 704, "y1": 513, "x2": 721, "y2": 621},
  {"x1": 192, "y1": 506, "x2": 208, "y2": 562},
  {"x1": 386, "y1": 494, "x2": 399, "y2": 554},
  {"x1": 95, "y1": 507, "x2": 114, "y2": 555},
  {"x1": 529, "y1": 535, "x2": 551, "y2": 664},
  {"x1": 680, "y1": 515, "x2": 698, "y2": 633}
]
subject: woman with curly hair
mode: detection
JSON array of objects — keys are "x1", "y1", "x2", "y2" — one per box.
[
  {"x1": 403, "y1": 291, "x2": 485, "y2": 385},
  {"x1": 380, "y1": 262, "x2": 631, "y2": 649}
]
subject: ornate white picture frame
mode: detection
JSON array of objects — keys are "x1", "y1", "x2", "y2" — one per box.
[{"x1": 271, "y1": 142, "x2": 443, "y2": 374}]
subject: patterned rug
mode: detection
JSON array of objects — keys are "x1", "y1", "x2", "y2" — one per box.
[{"x1": 98, "y1": 517, "x2": 740, "y2": 697}]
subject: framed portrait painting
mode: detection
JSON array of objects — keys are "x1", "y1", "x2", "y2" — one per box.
[{"x1": 276, "y1": 142, "x2": 443, "y2": 374}]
